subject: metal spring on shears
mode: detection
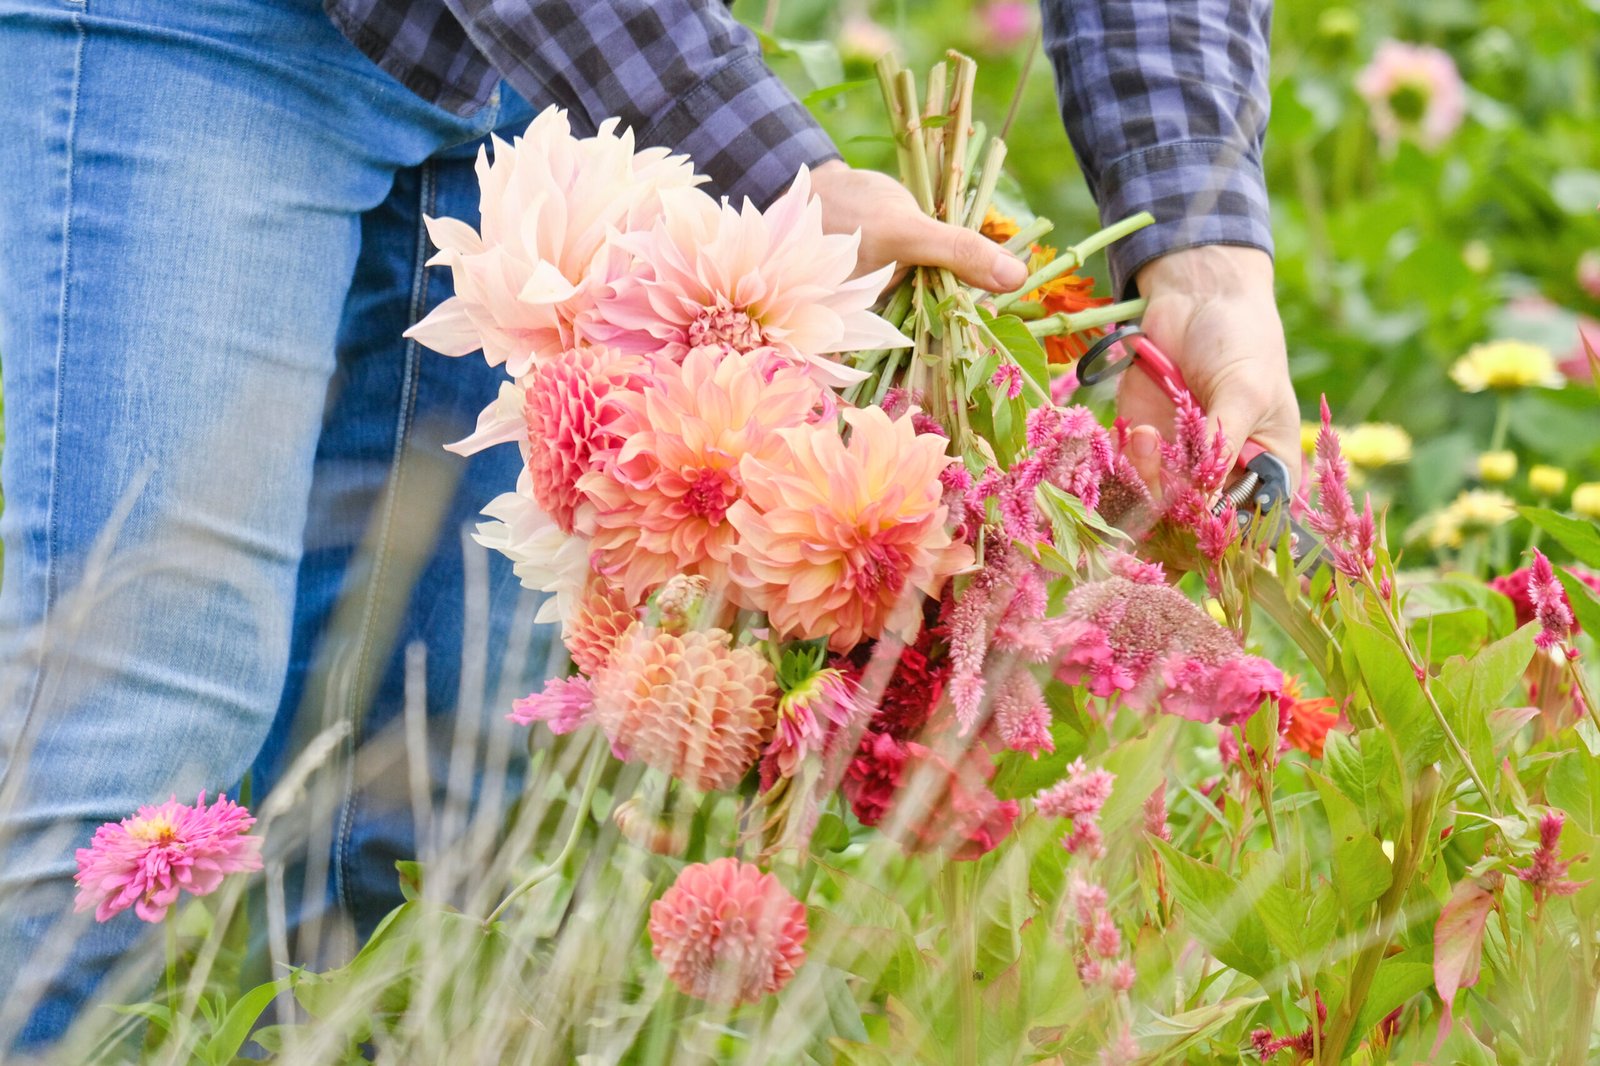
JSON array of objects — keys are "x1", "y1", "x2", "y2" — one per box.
[{"x1": 1213, "y1": 471, "x2": 1262, "y2": 516}]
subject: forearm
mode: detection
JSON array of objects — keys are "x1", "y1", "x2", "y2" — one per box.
[
  {"x1": 442, "y1": 0, "x2": 838, "y2": 207},
  {"x1": 1039, "y1": 0, "x2": 1275, "y2": 296}
]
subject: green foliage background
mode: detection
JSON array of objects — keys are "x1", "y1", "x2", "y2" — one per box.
[{"x1": 740, "y1": 0, "x2": 1600, "y2": 537}]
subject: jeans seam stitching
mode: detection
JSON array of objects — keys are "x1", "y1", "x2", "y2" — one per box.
[
  {"x1": 1, "y1": 9, "x2": 85, "y2": 803},
  {"x1": 333, "y1": 163, "x2": 434, "y2": 913}
]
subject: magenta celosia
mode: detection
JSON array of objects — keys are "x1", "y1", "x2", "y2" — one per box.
[
  {"x1": 1306, "y1": 397, "x2": 1379, "y2": 579},
  {"x1": 991, "y1": 362, "x2": 1023, "y2": 400},
  {"x1": 1529, "y1": 550, "x2": 1578, "y2": 654},
  {"x1": 1036, "y1": 757, "x2": 1115, "y2": 856},
  {"x1": 1513, "y1": 810, "x2": 1587, "y2": 906},
  {"x1": 991, "y1": 668, "x2": 1053, "y2": 757},
  {"x1": 74, "y1": 793, "x2": 262, "y2": 923},
  {"x1": 509, "y1": 675, "x2": 595, "y2": 734},
  {"x1": 1065, "y1": 876, "x2": 1135, "y2": 992},
  {"x1": 648, "y1": 858, "x2": 807, "y2": 1004},
  {"x1": 1143, "y1": 783, "x2": 1172, "y2": 843},
  {"x1": 1054, "y1": 575, "x2": 1284, "y2": 725}
]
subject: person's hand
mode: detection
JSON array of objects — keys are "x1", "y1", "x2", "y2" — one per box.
[
  {"x1": 807, "y1": 160, "x2": 1028, "y2": 293},
  {"x1": 1117, "y1": 245, "x2": 1301, "y2": 495}
]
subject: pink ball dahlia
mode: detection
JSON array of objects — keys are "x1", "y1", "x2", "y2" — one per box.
[
  {"x1": 74, "y1": 792, "x2": 262, "y2": 923},
  {"x1": 591, "y1": 624, "x2": 778, "y2": 792},
  {"x1": 522, "y1": 345, "x2": 653, "y2": 533},
  {"x1": 565, "y1": 577, "x2": 640, "y2": 676},
  {"x1": 648, "y1": 858, "x2": 807, "y2": 1004},
  {"x1": 1055, "y1": 576, "x2": 1284, "y2": 726},
  {"x1": 587, "y1": 167, "x2": 908, "y2": 388},
  {"x1": 728, "y1": 405, "x2": 975, "y2": 652},
  {"x1": 405, "y1": 108, "x2": 703, "y2": 377},
  {"x1": 576, "y1": 345, "x2": 820, "y2": 604}
]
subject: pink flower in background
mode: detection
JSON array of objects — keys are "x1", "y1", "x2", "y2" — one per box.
[
  {"x1": 577, "y1": 346, "x2": 820, "y2": 603},
  {"x1": 649, "y1": 858, "x2": 807, "y2": 1004},
  {"x1": 590, "y1": 167, "x2": 908, "y2": 387},
  {"x1": 1528, "y1": 550, "x2": 1578, "y2": 653},
  {"x1": 842, "y1": 730, "x2": 1018, "y2": 860},
  {"x1": 1356, "y1": 40, "x2": 1467, "y2": 151},
  {"x1": 591, "y1": 625, "x2": 777, "y2": 792},
  {"x1": 1054, "y1": 575, "x2": 1284, "y2": 725},
  {"x1": 992, "y1": 669, "x2": 1053, "y2": 757},
  {"x1": 74, "y1": 793, "x2": 262, "y2": 923},
  {"x1": 729, "y1": 406, "x2": 974, "y2": 652},
  {"x1": 1143, "y1": 783, "x2": 1172, "y2": 842},
  {"x1": 1490, "y1": 563, "x2": 1600, "y2": 635},
  {"x1": 510, "y1": 675, "x2": 594, "y2": 734},
  {"x1": 837, "y1": 14, "x2": 897, "y2": 65},
  {"x1": 1578, "y1": 251, "x2": 1600, "y2": 301},
  {"x1": 991, "y1": 362, "x2": 1023, "y2": 400},
  {"x1": 978, "y1": 0, "x2": 1035, "y2": 52},
  {"x1": 1513, "y1": 810, "x2": 1587, "y2": 906},
  {"x1": 406, "y1": 109, "x2": 703, "y2": 376}
]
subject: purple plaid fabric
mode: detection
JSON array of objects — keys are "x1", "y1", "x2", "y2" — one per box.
[
  {"x1": 1042, "y1": 0, "x2": 1274, "y2": 296},
  {"x1": 324, "y1": 0, "x2": 839, "y2": 209},
  {"x1": 325, "y1": 0, "x2": 1272, "y2": 271}
]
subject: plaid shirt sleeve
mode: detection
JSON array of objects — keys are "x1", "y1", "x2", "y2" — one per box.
[
  {"x1": 438, "y1": 0, "x2": 839, "y2": 208},
  {"x1": 1040, "y1": 0, "x2": 1274, "y2": 297}
]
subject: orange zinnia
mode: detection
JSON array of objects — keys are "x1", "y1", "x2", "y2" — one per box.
[
  {"x1": 1281, "y1": 676, "x2": 1340, "y2": 758},
  {"x1": 1022, "y1": 244, "x2": 1112, "y2": 364}
]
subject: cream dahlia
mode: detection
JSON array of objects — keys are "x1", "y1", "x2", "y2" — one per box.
[
  {"x1": 471, "y1": 492, "x2": 590, "y2": 632},
  {"x1": 590, "y1": 624, "x2": 777, "y2": 792},
  {"x1": 728, "y1": 405, "x2": 974, "y2": 651},
  {"x1": 575, "y1": 345, "x2": 820, "y2": 603},
  {"x1": 587, "y1": 167, "x2": 907, "y2": 387},
  {"x1": 648, "y1": 858, "x2": 807, "y2": 1004},
  {"x1": 405, "y1": 108, "x2": 702, "y2": 377}
]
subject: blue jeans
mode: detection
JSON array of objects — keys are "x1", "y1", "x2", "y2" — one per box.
[{"x1": 0, "y1": 0, "x2": 552, "y2": 1049}]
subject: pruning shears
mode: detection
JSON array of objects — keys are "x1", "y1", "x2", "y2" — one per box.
[{"x1": 1078, "y1": 324, "x2": 1294, "y2": 526}]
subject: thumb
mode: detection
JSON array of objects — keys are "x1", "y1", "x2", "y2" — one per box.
[
  {"x1": 1125, "y1": 425, "x2": 1164, "y2": 499},
  {"x1": 901, "y1": 215, "x2": 1028, "y2": 292}
]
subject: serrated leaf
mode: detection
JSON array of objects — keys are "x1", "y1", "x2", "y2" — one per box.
[
  {"x1": 1519, "y1": 506, "x2": 1600, "y2": 569},
  {"x1": 1546, "y1": 750, "x2": 1600, "y2": 835},
  {"x1": 1323, "y1": 729, "x2": 1402, "y2": 834},
  {"x1": 1310, "y1": 771, "x2": 1393, "y2": 917}
]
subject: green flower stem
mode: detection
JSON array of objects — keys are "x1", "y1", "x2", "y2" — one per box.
[
  {"x1": 1001, "y1": 218, "x2": 1053, "y2": 256},
  {"x1": 1317, "y1": 767, "x2": 1439, "y2": 1064},
  {"x1": 993, "y1": 212, "x2": 1155, "y2": 313},
  {"x1": 874, "y1": 56, "x2": 913, "y2": 185},
  {"x1": 1026, "y1": 298, "x2": 1148, "y2": 338},
  {"x1": 895, "y1": 72, "x2": 936, "y2": 214},
  {"x1": 164, "y1": 918, "x2": 179, "y2": 1056},
  {"x1": 1489, "y1": 393, "x2": 1512, "y2": 453},
  {"x1": 942, "y1": 861, "x2": 979, "y2": 1066},
  {"x1": 485, "y1": 737, "x2": 607, "y2": 925},
  {"x1": 963, "y1": 138, "x2": 1008, "y2": 230},
  {"x1": 941, "y1": 53, "x2": 976, "y2": 224}
]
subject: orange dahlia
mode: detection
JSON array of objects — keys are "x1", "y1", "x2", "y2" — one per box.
[
  {"x1": 576, "y1": 345, "x2": 820, "y2": 603},
  {"x1": 591, "y1": 624, "x2": 778, "y2": 792},
  {"x1": 727, "y1": 406, "x2": 974, "y2": 652},
  {"x1": 564, "y1": 576, "x2": 640, "y2": 676}
]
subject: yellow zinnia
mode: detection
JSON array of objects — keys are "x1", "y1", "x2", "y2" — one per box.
[
  {"x1": 1448, "y1": 340, "x2": 1564, "y2": 393},
  {"x1": 1342, "y1": 423, "x2": 1413, "y2": 468},
  {"x1": 1529, "y1": 465, "x2": 1568, "y2": 497},
  {"x1": 1574, "y1": 482, "x2": 1600, "y2": 520},
  {"x1": 1475, "y1": 450, "x2": 1517, "y2": 483}
]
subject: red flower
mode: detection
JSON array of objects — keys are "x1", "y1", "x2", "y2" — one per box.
[{"x1": 842, "y1": 730, "x2": 1018, "y2": 860}]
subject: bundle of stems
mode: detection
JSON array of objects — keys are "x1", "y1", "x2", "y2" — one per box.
[{"x1": 845, "y1": 51, "x2": 1154, "y2": 462}]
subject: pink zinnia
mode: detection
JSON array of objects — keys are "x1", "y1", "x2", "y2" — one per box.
[
  {"x1": 649, "y1": 858, "x2": 807, "y2": 1004},
  {"x1": 589, "y1": 167, "x2": 908, "y2": 388},
  {"x1": 1356, "y1": 40, "x2": 1466, "y2": 151},
  {"x1": 405, "y1": 108, "x2": 703, "y2": 376},
  {"x1": 576, "y1": 346, "x2": 820, "y2": 604},
  {"x1": 728, "y1": 406, "x2": 975, "y2": 652},
  {"x1": 1528, "y1": 549, "x2": 1578, "y2": 653},
  {"x1": 1054, "y1": 575, "x2": 1284, "y2": 725},
  {"x1": 74, "y1": 793, "x2": 262, "y2": 923}
]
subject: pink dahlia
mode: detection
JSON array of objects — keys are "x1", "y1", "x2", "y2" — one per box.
[
  {"x1": 648, "y1": 858, "x2": 807, "y2": 1004},
  {"x1": 591, "y1": 624, "x2": 777, "y2": 792},
  {"x1": 74, "y1": 793, "x2": 262, "y2": 923},
  {"x1": 1356, "y1": 40, "x2": 1466, "y2": 152},
  {"x1": 1054, "y1": 576, "x2": 1283, "y2": 725},
  {"x1": 588, "y1": 167, "x2": 908, "y2": 388},
  {"x1": 521, "y1": 345, "x2": 653, "y2": 532},
  {"x1": 576, "y1": 346, "x2": 820, "y2": 604},
  {"x1": 405, "y1": 108, "x2": 702, "y2": 377},
  {"x1": 728, "y1": 406, "x2": 975, "y2": 652}
]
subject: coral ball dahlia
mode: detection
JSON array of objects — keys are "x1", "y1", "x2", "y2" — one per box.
[
  {"x1": 648, "y1": 858, "x2": 807, "y2": 1004},
  {"x1": 591, "y1": 625, "x2": 778, "y2": 792},
  {"x1": 728, "y1": 406, "x2": 974, "y2": 652}
]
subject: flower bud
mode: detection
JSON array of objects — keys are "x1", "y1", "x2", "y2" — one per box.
[
  {"x1": 1573, "y1": 482, "x2": 1600, "y2": 520},
  {"x1": 1476, "y1": 450, "x2": 1517, "y2": 483},
  {"x1": 1529, "y1": 464, "x2": 1568, "y2": 497}
]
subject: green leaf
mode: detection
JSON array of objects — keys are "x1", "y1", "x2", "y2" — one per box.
[
  {"x1": 982, "y1": 311, "x2": 1050, "y2": 402},
  {"x1": 1547, "y1": 750, "x2": 1600, "y2": 836},
  {"x1": 1351, "y1": 953, "x2": 1433, "y2": 1052},
  {"x1": 1150, "y1": 839, "x2": 1276, "y2": 981},
  {"x1": 1519, "y1": 506, "x2": 1600, "y2": 569},
  {"x1": 1257, "y1": 881, "x2": 1338, "y2": 967},
  {"x1": 1323, "y1": 729, "x2": 1402, "y2": 834},
  {"x1": 752, "y1": 30, "x2": 844, "y2": 91},
  {"x1": 818, "y1": 966, "x2": 870, "y2": 1045},
  {"x1": 1311, "y1": 771, "x2": 1393, "y2": 918},
  {"x1": 810, "y1": 812, "x2": 852, "y2": 853},
  {"x1": 1437, "y1": 623, "x2": 1536, "y2": 780},
  {"x1": 801, "y1": 78, "x2": 875, "y2": 109},
  {"x1": 1346, "y1": 622, "x2": 1441, "y2": 771},
  {"x1": 395, "y1": 860, "x2": 424, "y2": 903},
  {"x1": 200, "y1": 978, "x2": 289, "y2": 1066},
  {"x1": 1559, "y1": 568, "x2": 1600, "y2": 639}
]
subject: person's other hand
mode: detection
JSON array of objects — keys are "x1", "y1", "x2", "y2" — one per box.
[
  {"x1": 1118, "y1": 246, "x2": 1301, "y2": 494},
  {"x1": 807, "y1": 160, "x2": 1028, "y2": 293}
]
